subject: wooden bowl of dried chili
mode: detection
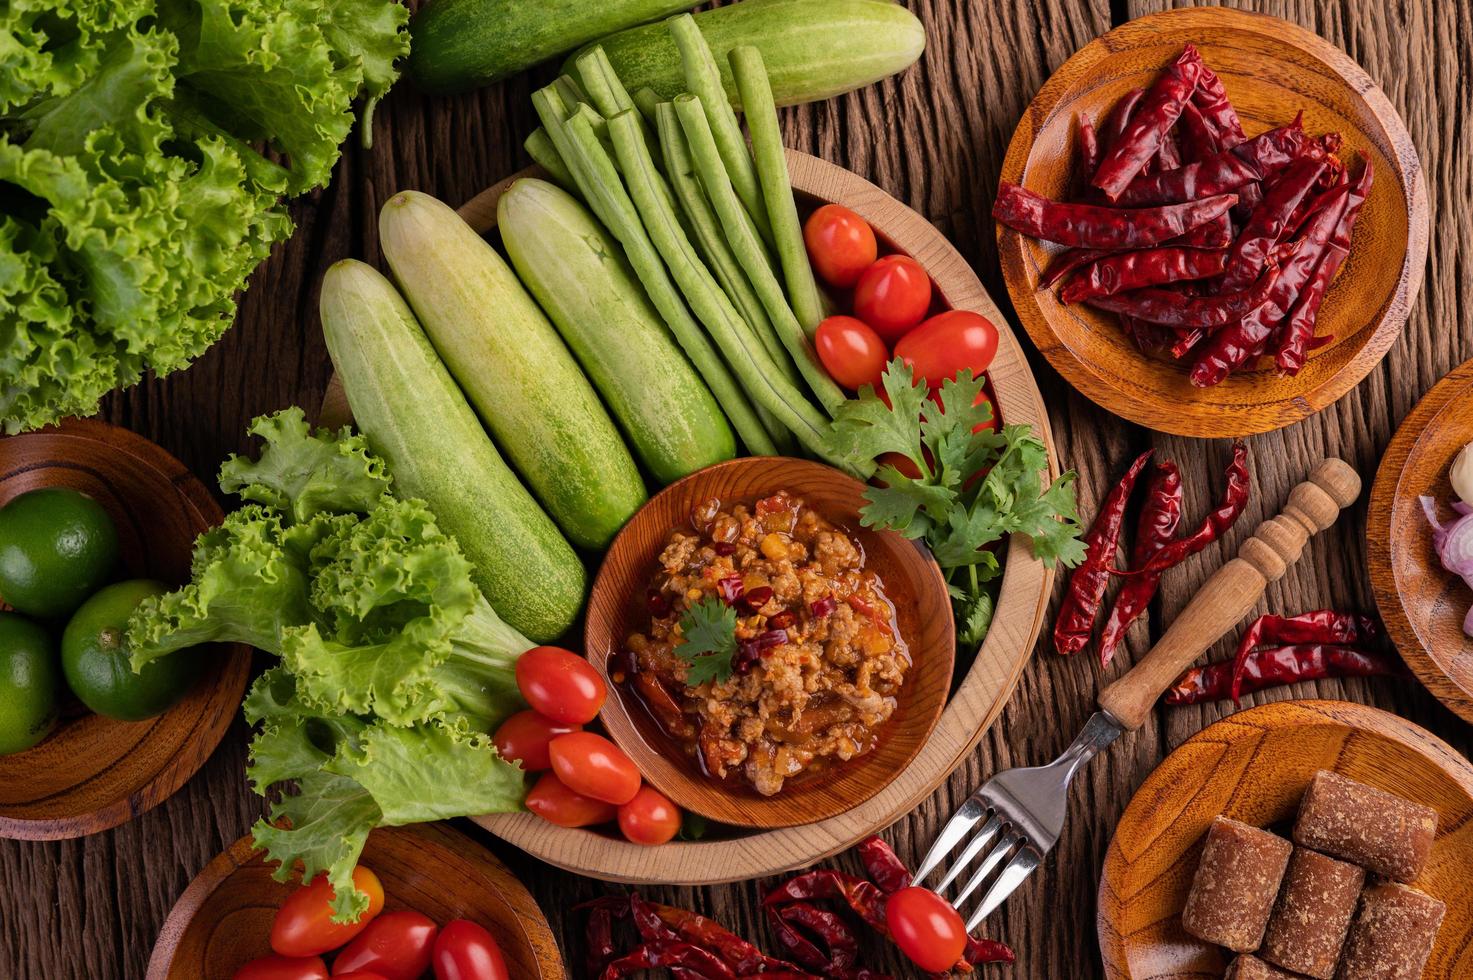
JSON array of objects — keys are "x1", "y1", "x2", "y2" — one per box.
[
  {"x1": 582, "y1": 455, "x2": 955, "y2": 829},
  {"x1": 1097, "y1": 700, "x2": 1473, "y2": 979},
  {"x1": 997, "y1": 6, "x2": 1427, "y2": 438}
]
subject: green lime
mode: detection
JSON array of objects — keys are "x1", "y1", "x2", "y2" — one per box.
[
  {"x1": 0, "y1": 487, "x2": 120, "y2": 619},
  {"x1": 61, "y1": 580, "x2": 201, "y2": 722},
  {"x1": 0, "y1": 612, "x2": 60, "y2": 755}
]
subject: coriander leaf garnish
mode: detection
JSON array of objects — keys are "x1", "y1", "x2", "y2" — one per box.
[
  {"x1": 676, "y1": 595, "x2": 738, "y2": 686},
  {"x1": 822, "y1": 359, "x2": 1086, "y2": 650}
]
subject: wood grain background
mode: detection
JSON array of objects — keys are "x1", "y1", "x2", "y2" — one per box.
[{"x1": 4, "y1": 1, "x2": 1471, "y2": 976}]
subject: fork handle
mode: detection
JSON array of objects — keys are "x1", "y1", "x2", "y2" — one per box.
[{"x1": 1097, "y1": 458, "x2": 1361, "y2": 731}]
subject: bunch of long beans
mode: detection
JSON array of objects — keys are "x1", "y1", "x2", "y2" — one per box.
[{"x1": 523, "y1": 14, "x2": 870, "y2": 478}]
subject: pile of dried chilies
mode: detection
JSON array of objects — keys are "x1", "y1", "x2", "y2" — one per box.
[
  {"x1": 581, "y1": 836, "x2": 1012, "y2": 978},
  {"x1": 1054, "y1": 442, "x2": 1249, "y2": 666},
  {"x1": 1165, "y1": 610, "x2": 1405, "y2": 705},
  {"x1": 994, "y1": 44, "x2": 1374, "y2": 384}
]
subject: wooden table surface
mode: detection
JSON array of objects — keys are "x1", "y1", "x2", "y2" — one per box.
[{"x1": 4, "y1": 1, "x2": 1470, "y2": 977}]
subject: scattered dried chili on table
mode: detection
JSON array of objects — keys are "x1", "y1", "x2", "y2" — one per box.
[
  {"x1": 1114, "y1": 118, "x2": 1309, "y2": 207},
  {"x1": 1127, "y1": 441, "x2": 1250, "y2": 576},
  {"x1": 1097, "y1": 460, "x2": 1183, "y2": 667},
  {"x1": 993, "y1": 183, "x2": 1237, "y2": 250},
  {"x1": 1084, "y1": 261, "x2": 1279, "y2": 329},
  {"x1": 1059, "y1": 246, "x2": 1230, "y2": 303},
  {"x1": 858, "y1": 835, "x2": 913, "y2": 893},
  {"x1": 1054, "y1": 450, "x2": 1154, "y2": 656},
  {"x1": 1227, "y1": 610, "x2": 1381, "y2": 702},
  {"x1": 1166, "y1": 644, "x2": 1404, "y2": 705},
  {"x1": 1092, "y1": 47, "x2": 1203, "y2": 198}
]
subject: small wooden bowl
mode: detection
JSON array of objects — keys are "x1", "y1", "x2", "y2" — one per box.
[
  {"x1": 0, "y1": 419, "x2": 251, "y2": 840},
  {"x1": 584, "y1": 457, "x2": 953, "y2": 829},
  {"x1": 1097, "y1": 700, "x2": 1473, "y2": 979},
  {"x1": 1368, "y1": 357, "x2": 1473, "y2": 724},
  {"x1": 326, "y1": 150, "x2": 1059, "y2": 882},
  {"x1": 146, "y1": 823, "x2": 565, "y2": 978},
  {"x1": 998, "y1": 6, "x2": 1427, "y2": 438}
]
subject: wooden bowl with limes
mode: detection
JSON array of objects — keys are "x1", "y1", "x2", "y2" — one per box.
[{"x1": 0, "y1": 418, "x2": 251, "y2": 840}]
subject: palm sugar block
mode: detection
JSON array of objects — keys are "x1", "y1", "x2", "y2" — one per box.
[
  {"x1": 1181, "y1": 816, "x2": 1292, "y2": 952},
  {"x1": 1259, "y1": 847, "x2": 1365, "y2": 978},
  {"x1": 1293, "y1": 770, "x2": 1437, "y2": 882},
  {"x1": 1337, "y1": 882, "x2": 1446, "y2": 980},
  {"x1": 1226, "y1": 955, "x2": 1305, "y2": 980}
]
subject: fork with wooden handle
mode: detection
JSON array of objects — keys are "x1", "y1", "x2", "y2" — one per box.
[{"x1": 915, "y1": 457, "x2": 1362, "y2": 930}]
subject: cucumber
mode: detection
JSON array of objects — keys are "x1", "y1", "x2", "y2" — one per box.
[
  {"x1": 378, "y1": 190, "x2": 647, "y2": 551},
  {"x1": 566, "y1": 0, "x2": 926, "y2": 108},
  {"x1": 319, "y1": 260, "x2": 584, "y2": 643},
  {"x1": 498, "y1": 178, "x2": 736, "y2": 485},
  {"x1": 409, "y1": 0, "x2": 701, "y2": 94}
]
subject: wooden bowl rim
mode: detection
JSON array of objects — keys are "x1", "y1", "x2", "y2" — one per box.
[
  {"x1": 144, "y1": 823, "x2": 565, "y2": 979},
  {"x1": 1368, "y1": 356, "x2": 1473, "y2": 724},
  {"x1": 436, "y1": 149, "x2": 1060, "y2": 884},
  {"x1": 997, "y1": 5, "x2": 1429, "y2": 438},
  {"x1": 583, "y1": 454, "x2": 954, "y2": 828},
  {"x1": 1096, "y1": 699, "x2": 1473, "y2": 978},
  {"x1": 0, "y1": 418, "x2": 252, "y2": 840}
]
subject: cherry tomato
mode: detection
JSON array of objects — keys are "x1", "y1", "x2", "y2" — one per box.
[
  {"x1": 618, "y1": 785, "x2": 681, "y2": 845},
  {"x1": 895, "y1": 310, "x2": 1000, "y2": 388},
  {"x1": 815, "y1": 316, "x2": 887, "y2": 391},
  {"x1": 548, "y1": 731, "x2": 641, "y2": 805},
  {"x1": 433, "y1": 919, "x2": 509, "y2": 980},
  {"x1": 232, "y1": 955, "x2": 329, "y2": 980},
  {"x1": 525, "y1": 771, "x2": 619, "y2": 827},
  {"x1": 333, "y1": 974, "x2": 390, "y2": 980},
  {"x1": 853, "y1": 255, "x2": 932, "y2": 341},
  {"x1": 885, "y1": 886, "x2": 968, "y2": 973},
  {"x1": 803, "y1": 204, "x2": 878, "y2": 288},
  {"x1": 271, "y1": 866, "x2": 385, "y2": 958},
  {"x1": 515, "y1": 647, "x2": 606, "y2": 725},
  {"x1": 331, "y1": 910, "x2": 438, "y2": 979},
  {"x1": 876, "y1": 451, "x2": 923, "y2": 482},
  {"x1": 492, "y1": 710, "x2": 580, "y2": 771}
]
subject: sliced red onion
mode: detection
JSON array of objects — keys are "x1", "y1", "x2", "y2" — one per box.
[
  {"x1": 1421, "y1": 495, "x2": 1473, "y2": 637},
  {"x1": 810, "y1": 596, "x2": 836, "y2": 619},
  {"x1": 716, "y1": 575, "x2": 744, "y2": 605}
]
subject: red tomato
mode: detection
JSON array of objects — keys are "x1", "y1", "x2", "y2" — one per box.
[
  {"x1": 618, "y1": 785, "x2": 681, "y2": 846},
  {"x1": 433, "y1": 919, "x2": 509, "y2": 980},
  {"x1": 331, "y1": 910, "x2": 438, "y2": 979},
  {"x1": 885, "y1": 886, "x2": 968, "y2": 973},
  {"x1": 803, "y1": 204, "x2": 877, "y2": 288},
  {"x1": 492, "y1": 710, "x2": 580, "y2": 771},
  {"x1": 876, "y1": 451, "x2": 923, "y2": 481},
  {"x1": 271, "y1": 867, "x2": 385, "y2": 958},
  {"x1": 333, "y1": 974, "x2": 389, "y2": 980},
  {"x1": 548, "y1": 731, "x2": 641, "y2": 805},
  {"x1": 895, "y1": 310, "x2": 1000, "y2": 388},
  {"x1": 853, "y1": 255, "x2": 932, "y2": 341},
  {"x1": 515, "y1": 647, "x2": 606, "y2": 725},
  {"x1": 525, "y1": 771, "x2": 619, "y2": 827},
  {"x1": 232, "y1": 955, "x2": 329, "y2": 980},
  {"x1": 815, "y1": 316, "x2": 887, "y2": 391}
]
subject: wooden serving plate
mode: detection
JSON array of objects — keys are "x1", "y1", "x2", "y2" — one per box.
[
  {"x1": 997, "y1": 6, "x2": 1427, "y2": 438},
  {"x1": 323, "y1": 149, "x2": 1058, "y2": 883},
  {"x1": 1368, "y1": 357, "x2": 1473, "y2": 724},
  {"x1": 585, "y1": 456, "x2": 953, "y2": 829},
  {"x1": 1097, "y1": 700, "x2": 1473, "y2": 979},
  {"x1": 0, "y1": 419, "x2": 251, "y2": 840},
  {"x1": 146, "y1": 823, "x2": 564, "y2": 979}
]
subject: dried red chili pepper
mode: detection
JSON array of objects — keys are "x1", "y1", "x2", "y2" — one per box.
[
  {"x1": 1093, "y1": 47, "x2": 1203, "y2": 198},
  {"x1": 1085, "y1": 260, "x2": 1278, "y2": 329},
  {"x1": 1053, "y1": 450, "x2": 1154, "y2": 656},
  {"x1": 965, "y1": 936, "x2": 1017, "y2": 966},
  {"x1": 765, "y1": 902, "x2": 859, "y2": 975},
  {"x1": 994, "y1": 183, "x2": 1238, "y2": 250},
  {"x1": 858, "y1": 835, "x2": 913, "y2": 894},
  {"x1": 580, "y1": 896, "x2": 631, "y2": 978},
  {"x1": 1076, "y1": 112, "x2": 1101, "y2": 188},
  {"x1": 1227, "y1": 610, "x2": 1381, "y2": 702},
  {"x1": 631, "y1": 896, "x2": 795, "y2": 975},
  {"x1": 1166, "y1": 644, "x2": 1404, "y2": 705},
  {"x1": 1099, "y1": 88, "x2": 1145, "y2": 158},
  {"x1": 1114, "y1": 118, "x2": 1309, "y2": 206},
  {"x1": 1127, "y1": 442, "x2": 1249, "y2": 576},
  {"x1": 1176, "y1": 100, "x2": 1222, "y2": 162},
  {"x1": 1097, "y1": 460, "x2": 1183, "y2": 667},
  {"x1": 1189, "y1": 53, "x2": 1247, "y2": 147},
  {"x1": 1217, "y1": 156, "x2": 1327, "y2": 293},
  {"x1": 1040, "y1": 247, "x2": 1109, "y2": 289},
  {"x1": 1155, "y1": 130, "x2": 1183, "y2": 173},
  {"x1": 1275, "y1": 157, "x2": 1373, "y2": 375},
  {"x1": 1189, "y1": 184, "x2": 1352, "y2": 387},
  {"x1": 1171, "y1": 210, "x2": 1233, "y2": 248},
  {"x1": 600, "y1": 940, "x2": 740, "y2": 979},
  {"x1": 1060, "y1": 247, "x2": 1230, "y2": 303}
]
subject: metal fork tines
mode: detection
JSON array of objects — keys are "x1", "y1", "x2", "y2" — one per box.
[{"x1": 914, "y1": 711, "x2": 1124, "y2": 931}]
